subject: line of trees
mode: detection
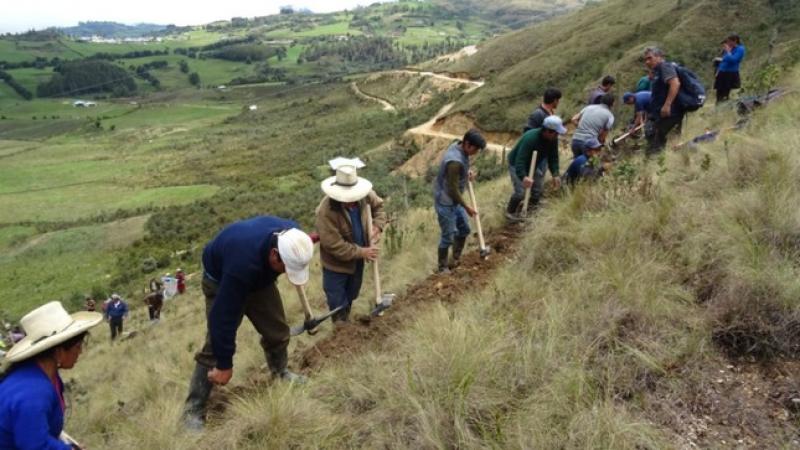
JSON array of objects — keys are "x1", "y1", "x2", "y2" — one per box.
[
  {"x1": 0, "y1": 70, "x2": 33, "y2": 100},
  {"x1": 36, "y1": 59, "x2": 137, "y2": 97},
  {"x1": 89, "y1": 49, "x2": 170, "y2": 61}
]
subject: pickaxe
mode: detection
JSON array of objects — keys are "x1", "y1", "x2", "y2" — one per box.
[
  {"x1": 466, "y1": 180, "x2": 490, "y2": 259},
  {"x1": 366, "y1": 203, "x2": 395, "y2": 317},
  {"x1": 60, "y1": 431, "x2": 83, "y2": 450},
  {"x1": 520, "y1": 150, "x2": 539, "y2": 219},
  {"x1": 610, "y1": 123, "x2": 644, "y2": 148},
  {"x1": 290, "y1": 284, "x2": 342, "y2": 336}
]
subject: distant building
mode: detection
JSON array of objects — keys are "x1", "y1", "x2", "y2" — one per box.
[{"x1": 73, "y1": 100, "x2": 97, "y2": 107}]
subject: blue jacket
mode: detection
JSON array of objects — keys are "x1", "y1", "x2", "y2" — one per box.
[
  {"x1": 106, "y1": 300, "x2": 128, "y2": 319},
  {"x1": 0, "y1": 361, "x2": 71, "y2": 450},
  {"x1": 719, "y1": 45, "x2": 745, "y2": 73},
  {"x1": 202, "y1": 216, "x2": 298, "y2": 370}
]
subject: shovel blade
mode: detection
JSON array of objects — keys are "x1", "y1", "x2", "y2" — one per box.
[
  {"x1": 371, "y1": 294, "x2": 396, "y2": 317},
  {"x1": 290, "y1": 306, "x2": 343, "y2": 336}
]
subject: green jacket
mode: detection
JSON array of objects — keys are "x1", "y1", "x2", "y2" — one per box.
[{"x1": 507, "y1": 128, "x2": 559, "y2": 180}]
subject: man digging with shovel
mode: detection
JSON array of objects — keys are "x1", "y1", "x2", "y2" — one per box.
[
  {"x1": 316, "y1": 165, "x2": 387, "y2": 326},
  {"x1": 433, "y1": 129, "x2": 486, "y2": 274},
  {"x1": 182, "y1": 217, "x2": 314, "y2": 430}
]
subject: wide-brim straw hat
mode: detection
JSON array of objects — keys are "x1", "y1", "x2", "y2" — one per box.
[
  {"x1": 321, "y1": 165, "x2": 373, "y2": 203},
  {"x1": 6, "y1": 301, "x2": 103, "y2": 363}
]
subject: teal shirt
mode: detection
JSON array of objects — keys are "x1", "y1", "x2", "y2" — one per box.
[{"x1": 507, "y1": 128, "x2": 559, "y2": 180}]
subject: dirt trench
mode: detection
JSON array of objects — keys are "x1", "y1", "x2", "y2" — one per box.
[{"x1": 295, "y1": 225, "x2": 522, "y2": 372}]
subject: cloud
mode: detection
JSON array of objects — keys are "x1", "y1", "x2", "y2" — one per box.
[{"x1": 1, "y1": 0, "x2": 384, "y2": 33}]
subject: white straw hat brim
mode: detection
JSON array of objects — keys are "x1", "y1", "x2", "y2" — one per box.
[
  {"x1": 321, "y1": 176, "x2": 373, "y2": 203},
  {"x1": 6, "y1": 312, "x2": 103, "y2": 363}
]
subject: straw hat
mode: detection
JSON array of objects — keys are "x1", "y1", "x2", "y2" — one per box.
[
  {"x1": 321, "y1": 165, "x2": 372, "y2": 203},
  {"x1": 5, "y1": 302, "x2": 102, "y2": 363}
]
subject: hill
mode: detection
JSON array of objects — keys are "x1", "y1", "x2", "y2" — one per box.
[
  {"x1": 433, "y1": 0, "x2": 800, "y2": 132},
  {"x1": 60, "y1": 21, "x2": 168, "y2": 38},
  {"x1": 432, "y1": 0, "x2": 587, "y2": 28},
  {"x1": 2, "y1": 0, "x2": 800, "y2": 448}
]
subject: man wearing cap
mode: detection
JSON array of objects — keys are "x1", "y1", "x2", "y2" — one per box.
[
  {"x1": 571, "y1": 93, "x2": 616, "y2": 158},
  {"x1": 623, "y1": 91, "x2": 651, "y2": 131},
  {"x1": 505, "y1": 116, "x2": 566, "y2": 220},
  {"x1": 563, "y1": 138, "x2": 605, "y2": 185},
  {"x1": 433, "y1": 129, "x2": 485, "y2": 273},
  {"x1": 0, "y1": 301, "x2": 103, "y2": 449},
  {"x1": 316, "y1": 165, "x2": 387, "y2": 324},
  {"x1": 182, "y1": 216, "x2": 314, "y2": 430}
]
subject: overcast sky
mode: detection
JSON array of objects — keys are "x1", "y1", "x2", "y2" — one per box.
[{"x1": 1, "y1": 0, "x2": 387, "y2": 33}]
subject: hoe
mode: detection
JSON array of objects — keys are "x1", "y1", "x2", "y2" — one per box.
[
  {"x1": 366, "y1": 204, "x2": 395, "y2": 316},
  {"x1": 467, "y1": 180, "x2": 491, "y2": 259},
  {"x1": 290, "y1": 284, "x2": 341, "y2": 336}
]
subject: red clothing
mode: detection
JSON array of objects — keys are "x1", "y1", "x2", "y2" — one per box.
[{"x1": 176, "y1": 272, "x2": 186, "y2": 294}]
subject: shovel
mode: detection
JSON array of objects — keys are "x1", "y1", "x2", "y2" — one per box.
[
  {"x1": 290, "y1": 284, "x2": 342, "y2": 336},
  {"x1": 466, "y1": 180, "x2": 490, "y2": 259},
  {"x1": 610, "y1": 123, "x2": 644, "y2": 148},
  {"x1": 520, "y1": 150, "x2": 539, "y2": 219},
  {"x1": 366, "y1": 204, "x2": 395, "y2": 317}
]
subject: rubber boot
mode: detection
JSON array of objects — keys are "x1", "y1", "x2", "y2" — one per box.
[
  {"x1": 267, "y1": 348, "x2": 307, "y2": 384},
  {"x1": 182, "y1": 363, "x2": 213, "y2": 431},
  {"x1": 505, "y1": 197, "x2": 522, "y2": 222},
  {"x1": 437, "y1": 248, "x2": 451, "y2": 274},
  {"x1": 450, "y1": 237, "x2": 467, "y2": 269}
]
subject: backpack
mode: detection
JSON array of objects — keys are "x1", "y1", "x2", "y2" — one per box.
[{"x1": 672, "y1": 63, "x2": 706, "y2": 112}]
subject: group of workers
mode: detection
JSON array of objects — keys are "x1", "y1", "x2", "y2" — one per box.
[{"x1": 0, "y1": 36, "x2": 747, "y2": 448}]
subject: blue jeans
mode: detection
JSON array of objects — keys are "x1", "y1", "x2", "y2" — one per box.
[
  {"x1": 323, "y1": 261, "x2": 364, "y2": 312},
  {"x1": 571, "y1": 138, "x2": 588, "y2": 158},
  {"x1": 435, "y1": 203, "x2": 471, "y2": 249}
]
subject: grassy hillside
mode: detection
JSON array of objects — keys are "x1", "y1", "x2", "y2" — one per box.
[
  {"x1": 438, "y1": 0, "x2": 800, "y2": 132},
  {"x1": 57, "y1": 62, "x2": 800, "y2": 449}
]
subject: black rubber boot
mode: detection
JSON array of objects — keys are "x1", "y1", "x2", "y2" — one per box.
[
  {"x1": 182, "y1": 363, "x2": 213, "y2": 431},
  {"x1": 267, "y1": 348, "x2": 307, "y2": 384},
  {"x1": 438, "y1": 248, "x2": 451, "y2": 274},
  {"x1": 450, "y1": 237, "x2": 467, "y2": 269}
]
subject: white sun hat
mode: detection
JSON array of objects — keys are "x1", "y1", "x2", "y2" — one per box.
[
  {"x1": 328, "y1": 157, "x2": 366, "y2": 171},
  {"x1": 321, "y1": 165, "x2": 373, "y2": 203},
  {"x1": 277, "y1": 228, "x2": 314, "y2": 286},
  {"x1": 6, "y1": 301, "x2": 103, "y2": 363}
]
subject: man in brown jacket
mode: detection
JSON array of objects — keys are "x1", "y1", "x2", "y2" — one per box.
[{"x1": 316, "y1": 165, "x2": 387, "y2": 324}]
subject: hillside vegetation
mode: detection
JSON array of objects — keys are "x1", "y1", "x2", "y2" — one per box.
[{"x1": 438, "y1": 0, "x2": 800, "y2": 131}]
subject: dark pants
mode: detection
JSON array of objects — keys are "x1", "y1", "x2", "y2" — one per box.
[
  {"x1": 323, "y1": 262, "x2": 365, "y2": 312},
  {"x1": 109, "y1": 318, "x2": 123, "y2": 340},
  {"x1": 506, "y1": 159, "x2": 547, "y2": 214},
  {"x1": 646, "y1": 115, "x2": 684, "y2": 155},
  {"x1": 148, "y1": 306, "x2": 161, "y2": 320},
  {"x1": 571, "y1": 139, "x2": 588, "y2": 158},
  {"x1": 194, "y1": 277, "x2": 289, "y2": 372}
]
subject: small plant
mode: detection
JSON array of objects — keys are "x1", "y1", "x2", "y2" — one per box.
[
  {"x1": 700, "y1": 154, "x2": 712, "y2": 172},
  {"x1": 110, "y1": 124, "x2": 116, "y2": 131}
]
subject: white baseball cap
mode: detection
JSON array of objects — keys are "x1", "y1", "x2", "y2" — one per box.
[
  {"x1": 543, "y1": 115, "x2": 568, "y2": 135},
  {"x1": 277, "y1": 228, "x2": 314, "y2": 286}
]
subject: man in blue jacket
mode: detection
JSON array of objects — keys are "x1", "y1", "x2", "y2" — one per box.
[
  {"x1": 105, "y1": 293, "x2": 128, "y2": 341},
  {"x1": 182, "y1": 216, "x2": 314, "y2": 430}
]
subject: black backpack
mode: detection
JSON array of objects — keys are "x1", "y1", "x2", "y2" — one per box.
[{"x1": 672, "y1": 63, "x2": 706, "y2": 112}]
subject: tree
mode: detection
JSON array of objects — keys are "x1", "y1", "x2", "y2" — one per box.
[{"x1": 188, "y1": 72, "x2": 200, "y2": 86}]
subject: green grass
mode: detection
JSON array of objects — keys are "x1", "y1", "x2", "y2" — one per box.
[
  {"x1": 0, "y1": 216, "x2": 150, "y2": 318},
  {"x1": 0, "y1": 184, "x2": 219, "y2": 223}
]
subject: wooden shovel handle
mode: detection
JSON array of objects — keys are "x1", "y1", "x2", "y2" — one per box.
[
  {"x1": 365, "y1": 203, "x2": 382, "y2": 305},
  {"x1": 295, "y1": 285, "x2": 313, "y2": 320},
  {"x1": 521, "y1": 150, "x2": 538, "y2": 218},
  {"x1": 467, "y1": 180, "x2": 486, "y2": 251}
]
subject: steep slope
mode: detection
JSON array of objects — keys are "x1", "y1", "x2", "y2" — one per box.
[
  {"x1": 437, "y1": 0, "x2": 800, "y2": 132},
  {"x1": 432, "y1": 0, "x2": 588, "y2": 29}
]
